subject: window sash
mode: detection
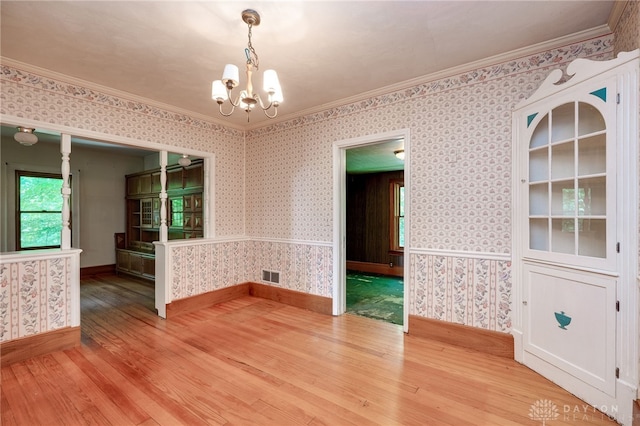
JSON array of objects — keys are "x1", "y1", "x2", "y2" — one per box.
[
  {"x1": 389, "y1": 180, "x2": 404, "y2": 252},
  {"x1": 16, "y1": 171, "x2": 66, "y2": 250}
]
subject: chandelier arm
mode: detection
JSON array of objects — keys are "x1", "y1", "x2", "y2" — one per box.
[
  {"x1": 262, "y1": 106, "x2": 278, "y2": 119},
  {"x1": 218, "y1": 102, "x2": 236, "y2": 117},
  {"x1": 254, "y1": 93, "x2": 273, "y2": 111},
  {"x1": 226, "y1": 87, "x2": 242, "y2": 108}
]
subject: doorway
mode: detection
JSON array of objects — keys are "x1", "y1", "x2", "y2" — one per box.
[{"x1": 333, "y1": 129, "x2": 410, "y2": 331}]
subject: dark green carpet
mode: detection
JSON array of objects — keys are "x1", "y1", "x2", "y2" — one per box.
[{"x1": 346, "y1": 271, "x2": 404, "y2": 325}]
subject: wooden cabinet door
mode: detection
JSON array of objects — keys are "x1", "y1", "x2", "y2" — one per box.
[{"x1": 116, "y1": 249, "x2": 130, "y2": 272}]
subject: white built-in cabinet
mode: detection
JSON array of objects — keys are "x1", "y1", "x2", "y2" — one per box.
[{"x1": 513, "y1": 50, "x2": 639, "y2": 425}]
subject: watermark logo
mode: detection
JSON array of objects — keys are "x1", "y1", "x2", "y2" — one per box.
[
  {"x1": 528, "y1": 399, "x2": 619, "y2": 423},
  {"x1": 529, "y1": 399, "x2": 559, "y2": 425}
]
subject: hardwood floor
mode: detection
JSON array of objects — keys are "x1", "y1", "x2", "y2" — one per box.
[{"x1": 1, "y1": 274, "x2": 616, "y2": 425}]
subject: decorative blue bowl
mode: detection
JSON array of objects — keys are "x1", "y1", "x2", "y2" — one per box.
[{"x1": 554, "y1": 311, "x2": 571, "y2": 330}]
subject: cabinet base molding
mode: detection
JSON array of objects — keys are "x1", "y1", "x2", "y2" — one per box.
[
  {"x1": 346, "y1": 260, "x2": 403, "y2": 277},
  {"x1": 0, "y1": 326, "x2": 80, "y2": 367},
  {"x1": 408, "y1": 315, "x2": 514, "y2": 359},
  {"x1": 165, "y1": 282, "x2": 333, "y2": 317},
  {"x1": 80, "y1": 264, "x2": 116, "y2": 278}
]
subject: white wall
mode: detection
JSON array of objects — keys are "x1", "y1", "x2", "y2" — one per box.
[{"x1": 1, "y1": 135, "x2": 146, "y2": 267}]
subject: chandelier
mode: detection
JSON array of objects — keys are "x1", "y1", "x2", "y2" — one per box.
[{"x1": 211, "y1": 9, "x2": 283, "y2": 122}]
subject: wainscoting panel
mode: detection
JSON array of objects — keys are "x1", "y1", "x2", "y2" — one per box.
[
  {"x1": 0, "y1": 250, "x2": 81, "y2": 342},
  {"x1": 246, "y1": 240, "x2": 333, "y2": 298},
  {"x1": 410, "y1": 251, "x2": 512, "y2": 333},
  {"x1": 170, "y1": 240, "x2": 248, "y2": 301}
]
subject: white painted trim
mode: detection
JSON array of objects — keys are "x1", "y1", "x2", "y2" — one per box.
[
  {"x1": 249, "y1": 237, "x2": 333, "y2": 247},
  {"x1": 69, "y1": 250, "x2": 81, "y2": 327},
  {"x1": 204, "y1": 156, "x2": 216, "y2": 239},
  {"x1": 151, "y1": 236, "x2": 334, "y2": 249},
  {"x1": 514, "y1": 49, "x2": 639, "y2": 109},
  {"x1": 333, "y1": 129, "x2": 411, "y2": 331},
  {"x1": 0, "y1": 247, "x2": 82, "y2": 262},
  {"x1": 332, "y1": 141, "x2": 345, "y2": 318},
  {"x1": 154, "y1": 243, "x2": 169, "y2": 318},
  {"x1": 409, "y1": 248, "x2": 511, "y2": 262},
  {"x1": 512, "y1": 50, "x2": 640, "y2": 425},
  {"x1": 522, "y1": 257, "x2": 620, "y2": 278},
  {"x1": 615, "y1": 52, "x2": 639, "y2": 394}
]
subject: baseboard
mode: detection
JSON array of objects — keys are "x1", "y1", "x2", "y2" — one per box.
[
  {"x1": 408, "y1": 315, "x2": 514, "y2": 359},
  {"x1": 346, "y1": 260, "x2": 403, "y2": 277},
  {"x1": 81, "y1": 264, "x2": 116, "y2": 278},
  {"x1": 0, "y1": 326, "x2": 80, "y2": 367},
  {"x1": 249, "y1": 282, "x2": 333, "y2": 315},
  {"x1": 166, "y1": 282, "x2": 333, "y2": 317},
  {"x1": 166, "y1": 283, "x2": 251, "y2": 318}
]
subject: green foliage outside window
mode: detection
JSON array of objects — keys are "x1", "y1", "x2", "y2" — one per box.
[
  {"x1": 171, "y1": 198, "x2": 184, "y2": 227},
  {"x1": 18, "y1": 174, "x2": 64, "y2": 249}
]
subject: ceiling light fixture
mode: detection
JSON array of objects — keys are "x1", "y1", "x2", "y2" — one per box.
[
  {"x1": 211, "y1": 9, "x2": 283, "y2": 122},
  {"x1": 14, "y1": 127, "x2": 38, "y2": 146},
  {"x1": 394, "y1": 149, "x2": 405, "y2": 160},
  {"x1": 178, "y1": 154, "x2": 192, "y2": 167}
]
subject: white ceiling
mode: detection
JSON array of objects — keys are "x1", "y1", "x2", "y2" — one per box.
[{"x1": 0, "y1": 1, "x2": 616, "y2": 132}]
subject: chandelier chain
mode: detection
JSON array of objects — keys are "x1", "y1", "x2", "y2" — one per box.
[{"x1": 246, "y1": 24, "x2": 259, "y2": 70}]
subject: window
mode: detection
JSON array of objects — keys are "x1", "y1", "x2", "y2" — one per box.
[
  {"x1": 170, "y1": 197, "x2": 184, "y2": 227},
  {"x1": 390, "y1": 180, "x2": 404, "y2": 252},
  {"x1": 16, "y1": 171, "x2": 66, "y2": 250}
]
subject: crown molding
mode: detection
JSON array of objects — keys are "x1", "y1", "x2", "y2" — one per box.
[
  {"x1": 607, "y1": 0, "x2": 629, "y2": 32},
  {"x1": 247, "y1": 25, "x2": 612, "y2": 131},
  {"x1": 0, "y1": 57, "x2": 246, "y2": 132},
  {"x1": 2, "y1": 23, "x2": 612, "y2": 135}
]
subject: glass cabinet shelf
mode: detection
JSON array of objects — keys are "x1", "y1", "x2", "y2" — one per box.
[{"x1": 527, "y1": 99, "x2": 608, "y2": 260}]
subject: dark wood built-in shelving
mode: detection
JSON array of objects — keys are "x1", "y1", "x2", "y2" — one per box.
[{"x1": 116, "y1": 159, "x2": 204, "y2": 280}]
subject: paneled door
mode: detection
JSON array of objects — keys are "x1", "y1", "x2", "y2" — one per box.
[{"x1": 513, "y1": 50, "x2": 639, "y2": 422}]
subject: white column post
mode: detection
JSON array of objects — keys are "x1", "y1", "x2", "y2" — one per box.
[
  {"x1": 159, "y1": 151, "x2": 168, "y2": 242},
  {"x1": 60, "y1": 134, "x2": 72, "y2": 249}
]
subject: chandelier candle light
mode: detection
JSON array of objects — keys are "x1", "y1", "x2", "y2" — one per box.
[{"x1": 211, "y1": 9, "x2": 283, "y2": 122}]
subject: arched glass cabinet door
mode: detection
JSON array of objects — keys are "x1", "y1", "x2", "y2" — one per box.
[{"x1": 524, "y1": 82, "x2": 616, "y2": 272}]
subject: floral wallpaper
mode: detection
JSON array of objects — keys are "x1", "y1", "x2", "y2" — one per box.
[
  {"x1": 0, "y1": 33, "x2": 618, "y2": 340},
  {"x1": 245, "y1": 240, "x2": 333, "y2": 297},
  {"x1": 0, "y1": 258, "x2": 71, "y2": 342},
  {"x1": 246, "y1": 36, "x2": 613, "y2": 254},
  {"x1": 168, "y1": 239, "x2": 333, "y2": 300},
  {"x1": 411, "y1": 254, "x2": 511, "y2": 332},
  {"x1": 170, "y1": 240, "x2": 247, "y2": 300},
  {"x1": 613, "y1": 0, "x2": 639, "y2": 56},
  {"x1": 243, "y1": 35, "x2": 612, "y2": 332}
]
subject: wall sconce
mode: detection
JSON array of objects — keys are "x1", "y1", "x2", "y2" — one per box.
[{"x1": 394, "y1": 149, "x2": 405, "y2": 160}]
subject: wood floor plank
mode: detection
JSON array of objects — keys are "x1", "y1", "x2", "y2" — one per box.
[{"x1": 1, "y1": 274, "x2": 617, "y2": 425}]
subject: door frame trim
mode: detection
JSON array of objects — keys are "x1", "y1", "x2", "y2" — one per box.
[{"x1": 332, "y1": 129, "x2": 411, "y2": 331}]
